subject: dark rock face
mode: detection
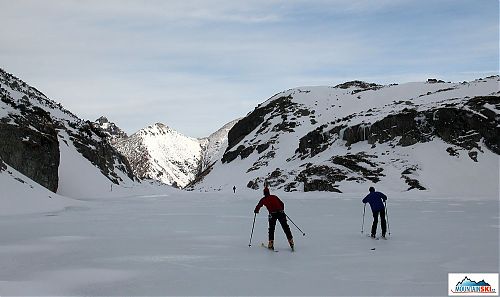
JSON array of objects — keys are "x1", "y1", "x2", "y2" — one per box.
[
  {"x1": 0, "y1": 86, "x2": 60, "y2": 192},
  {"x1": 342, "y1": 109, "x2": 432, "y2": 147},
  {"x1": 434, "y1": 96, "x2": 500, "y2": 154},
  {"x1": 0, "y1": 68, "x2": 136, "y2": 192},
  {"x1": 93, "y1": 116, "x2": 128, "y2": 142},
  {"x1": 0, "y1": 157, "x2": 6, "y2": 171},
  {"x1": 334, "y1": 80, "x2": 383, "y2": 94},
  {"x1": 67, "y1": 121, "x2": 136, "y2": 184},
  {"x1": 0, "y1": 123, "x2": 59, "y2": 192},
  {"x1": 226, "y1": 96, "x2": 295, "y2": 152},
  {"x1": 340, "y1": 96, "x2": 500, "y2": 155},
  {"x1": 296, "y1": 124, "x2": 344, "y2": 158},
  {"x1": 223, "y1": 95, "x2": 310, "y2": 164}
]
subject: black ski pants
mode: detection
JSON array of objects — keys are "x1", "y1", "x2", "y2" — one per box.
[
  {"x1": 372, "y1": 209, "x2": 387, "y2": 237},
  {"x1": 268, "y1": 211, "x2": 293, "y2": 241}
]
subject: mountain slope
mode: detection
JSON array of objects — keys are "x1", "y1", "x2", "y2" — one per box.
[
  {"x1": 0, "y1": 68, "x2": 136, "y2": 197},
  {"x1": 113, "y1": 123, "x2": 203, "y2": 187},
  {"x1": 113, "y1": 120, "x2": 238, "y2": 188},
  {"x1": 189, "y1": 77, "x2": 500, "y2": 195},
  {"x1": 199, "y1": 118, "x2": 241, "y2": 171}
]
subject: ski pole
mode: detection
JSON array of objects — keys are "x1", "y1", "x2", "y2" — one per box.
[
  {"x1": 286, "y1": 214, "x2": 306, "y2": 236},
  {"x1": 248, "y1": 213, "x2": 256, "y2": 247},
  {"x1": 385, "y1": 201, "x2": 391, "y2": 236},
  {"x1": 361, "y1": 203, "x2": 366, "y2": 234}
]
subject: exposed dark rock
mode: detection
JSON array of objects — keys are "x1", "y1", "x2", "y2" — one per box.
[
  {"x1": 0, "y1": 68, "x2": 137, "y2": 192},
  {"x1": 68, "y1": 121, "x2": 136, "y2": 184},
  {"x1": 223, "y1": 95, "x2": 311, "y2": 163},
  {"x1": 342, "y1": 109, "x2": 428, "y2": 146},
  {"x1": 296, "y1": 124, "x2": 345, "y2": 158},
  {"x1": 240, "y1": 146, "x2": 255, "y2": 159},
  {"x1": 247, "y1": 150, "x2": 275, "y2": 173},
  {"x1": 93, "y1": 116, "x2": 128, "y2": 142},
  {"x1": 283, "y1": 182, "x2": 298, "y2": 192},
  {"x1": 339, "y1": 96, "x2": 500, "y2": 156},
  {"x1": 334, "y1": 80, "x2": 381, "y2": 90},
  {"x1": 0, "y1": 109, "x2": 59, "y2": 192},
  {"x1": 330, "y1": 153, "x2": 384, "y2": 183},
  {"x1": 296, "y1": 165, "x2": 345, "y2": 193},
  {"x1": 226, "y1": 95, "x2": 295, "y2": 151},
  {"x1": 247, "y1": 177, "x2": 264, "y2": 190},
  {"x1": 222, "y1": 145, "x2": 244, "y2": 163},
  {"x1": 468, "y1": 151, "x2": 478, "y2": 162},
  {"x1": 446, "y1": 147, "x2": 459, "y2": 157},
  {"x1": 0, "y1": 156, "x2": 7, "y2": 171},
  {"x1": 256, "y1": 142, "x2": 270, "y2": 153},
  {"x1": 402, "y1": 175, "x2": 426, "y2": 191}
]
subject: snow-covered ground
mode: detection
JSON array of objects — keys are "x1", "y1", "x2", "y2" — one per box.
[{"x1": 0, "y1": 187, "x2": 497, "y2": 295}]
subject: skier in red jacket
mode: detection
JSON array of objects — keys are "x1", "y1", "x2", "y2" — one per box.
[{"x1": 254, "y1": 187, "x2": 294, "y2": 250}]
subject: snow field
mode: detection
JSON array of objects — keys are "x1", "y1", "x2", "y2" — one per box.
[{"x1": 0, "y1": 189, "x2": 497, "y2": 295}]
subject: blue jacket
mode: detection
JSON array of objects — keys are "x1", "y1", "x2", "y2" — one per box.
[{"x1": 362, "y1": 191, "x2": 387, "y2": 212}]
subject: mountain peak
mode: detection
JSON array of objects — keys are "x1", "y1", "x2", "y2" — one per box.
[{"x1": 93, "y1": 116, "x2": 127, "y2": 141}]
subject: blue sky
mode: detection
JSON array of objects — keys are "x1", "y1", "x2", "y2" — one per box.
[{"x1": 0, "y1": 0, "x2": 498, "y2": 137}]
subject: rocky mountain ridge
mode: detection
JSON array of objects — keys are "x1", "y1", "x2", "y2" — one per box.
[
  {"x1": 0, "y1": 68, "x2": 136, "y2": 194},
  {"x1": 189, "y1": 76, "x2": 499, "y2": 194},
  {"x1": 108, "y1": 120, "x2": 237, "y2": 188}
]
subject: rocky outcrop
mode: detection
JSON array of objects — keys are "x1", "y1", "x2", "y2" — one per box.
[
  {"x1": 0, "y1": 86, "x2": 60, "y2": 192},
  {"x1": 0, "y1": 156, "x2": 6, "y2": 171},
  {"x1": 223, "y1": 95, "x2": 313, "y2": 164},
  {"x1": 0, "y1": 68, "x2": 136, "y2": 192},
  {"x1": 93, "y1": 116, "x2": 128, "y2": 143},
  {"x1": 67, "y1": 120, "x2": 136, "y2": 184},
  {"x1": 340, "y1": 96, "x2": 500, "y2": 155}
]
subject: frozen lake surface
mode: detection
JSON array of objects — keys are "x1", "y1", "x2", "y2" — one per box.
[{"x1": 0, "y1": 190, "x2": 498, "y2": 295}]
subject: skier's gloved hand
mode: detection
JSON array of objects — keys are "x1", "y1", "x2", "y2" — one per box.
[{"x1": 254, "y1": 209, "x2": 259, "y2": 214}]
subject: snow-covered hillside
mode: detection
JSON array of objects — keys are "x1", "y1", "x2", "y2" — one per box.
[
  {"x1": 0, "y1": 68, "x2": 136, "y2": 200},
  {"x1": 113, "y1": 120, "x2": 238, "y2": 188},
  {"x1": 190, "y1": 77, "x2": 500, "y2": 196}
]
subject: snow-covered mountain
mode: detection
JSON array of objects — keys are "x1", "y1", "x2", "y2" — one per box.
[
  {"x1": 189, "y1": 77, "x2": 500, "y2": 195},
  {"x1": 0, "y1": 68, "x2": 136, "y2": 199},
  {"x1": 113, "y1": 120, "x2": 238, "y2": 188},
  {"x1": 113, "y1": 123, "x2": 203, "y2": 187},
  {"x1": 93, "y1": 116, "x2": 128, "y2": 143}
]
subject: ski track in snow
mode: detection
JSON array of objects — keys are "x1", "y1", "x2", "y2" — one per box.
[{"x1": 0, "y1": 190, "x2": 497, "y2": 296}]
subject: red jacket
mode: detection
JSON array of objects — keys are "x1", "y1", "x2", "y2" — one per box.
[{"x1": 254, "y1": 195, "x2": 284, "y2": 213}]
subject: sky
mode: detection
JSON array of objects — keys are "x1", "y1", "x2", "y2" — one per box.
[{"x1": 0, "y1": 0, "x2": 498, "y2": 138}]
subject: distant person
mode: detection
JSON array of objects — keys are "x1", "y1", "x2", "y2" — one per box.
[
  {"x1": 362, "y1": 187, "x2": 387, "y2": 239},
  {"x1": 254, "y1": 187, "x2": 294, "y2": 250},
  {"x1": 233, "y1": 186, "x2": 236, "y2": 194}
]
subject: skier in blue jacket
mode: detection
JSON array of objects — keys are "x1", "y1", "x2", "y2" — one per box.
[{"x1": 362, "y1": 187, "x2": 387, "y2": 238}]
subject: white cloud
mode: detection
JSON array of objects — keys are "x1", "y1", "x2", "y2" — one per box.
[{"x1": 0, "y1": 0, "x2": 497, "y2": 137}]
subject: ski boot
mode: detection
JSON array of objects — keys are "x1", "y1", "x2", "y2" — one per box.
[
  {"x1": 288, "y1": 238, "x2": 294, "y2": 251},
  {"x1": 267, "y1": 240, "x2": 274, "y2": 250}
]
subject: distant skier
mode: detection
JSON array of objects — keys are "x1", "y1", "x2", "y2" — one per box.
[
  {"x1": 362, "y1": 187, "x2": 387, "y2": 239},
  {"x1": 233, "y1": 186, "x2": 236, "y2": 194},
  {"x1": 254, "y1": 187, "x2": 294, "y2": 250}
]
